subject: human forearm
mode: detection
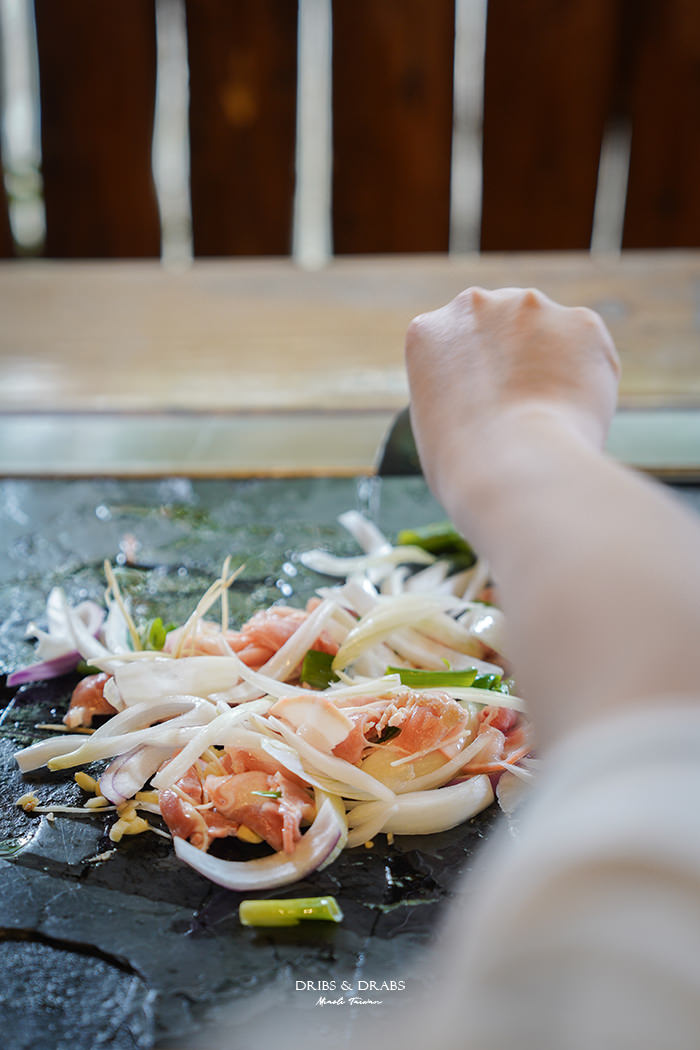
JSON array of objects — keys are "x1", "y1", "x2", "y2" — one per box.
[
  {"x1": 405, "y1": 288, "x2": 700, "y2": 750},
  {"x1": 448, "y1": 410, "x2": 700, "y2": 748}
]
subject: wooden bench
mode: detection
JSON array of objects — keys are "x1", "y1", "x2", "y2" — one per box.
[{"x1": 0, "y1": 0, "x2": 699, "y2": 258}]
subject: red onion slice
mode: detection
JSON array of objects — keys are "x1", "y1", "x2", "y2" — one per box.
[
  {"x1": 7, "y1": 651, "x2": 83, "y2": 687},
  {"x1": 173, "y1": 795, "x2": 347, "y2": 891},
  {"x1": 99, "y1": 744, "x2": 173, "y2": 805},
  {"x1": 8, "y1": 594, "x2": 106, "y2": 686}
]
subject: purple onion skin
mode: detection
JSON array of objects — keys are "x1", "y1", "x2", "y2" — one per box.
[{"x1": 6, "y1": 651, "x2": 81, "y2": 688}]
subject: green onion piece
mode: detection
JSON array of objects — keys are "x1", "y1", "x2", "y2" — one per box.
[
  {"x1": 140, "y1": 617, "x2": 175, "y2": 651},
  {"x1": 376, "y1": 724, "x2": 401, "y2": 743},
  {"x1": 386, "y1": 666, "x2": 479, "y2": 688},
  {"x1": 239, "y1": 896, "x2": 344, "y2": 927},
  {"x1": 300, "y1": 649, "x2": 339, "y2": 689},
  {"x1": 472, "y1": 672, "x2": 503, "y2": 691},
  {"x1": 76, "y1": 660, "x2": 103, "y2": 677},
  {"x1": 386, "y1": 666, "x2": 508, "y2": 694},
  {"x1": 250, "y1": 789, "x2": 282, "y2": 799},
  {"x1": 396, "y1": 522, "x2": 475, "y2": 561}
]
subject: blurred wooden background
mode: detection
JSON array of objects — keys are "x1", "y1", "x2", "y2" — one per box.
[{"x1": 1, "y1": 0, "x2": 699, "y2": 261}]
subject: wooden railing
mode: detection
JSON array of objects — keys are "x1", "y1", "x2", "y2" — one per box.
[{"x1": 0, "y1": 0, "x2": 699, "y2": 259}]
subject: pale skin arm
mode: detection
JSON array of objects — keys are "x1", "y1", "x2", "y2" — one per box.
[{"x1": 406, "y1": 287, "x2": 700, "y2": 749}]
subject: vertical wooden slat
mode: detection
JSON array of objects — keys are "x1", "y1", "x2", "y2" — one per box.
[
  {"x1": 332, "y1": 0, "x2": 455, "y2": 254},
  {"x1": 0, "y1": 171, "x2": 13, "y2": 258},
  {"x1": 34, "y1": 0, "x2": 159, "y2": 259},
  {"x1": 481, "y1": 0, "x2": 620, "y2": 251},
  {"x1": 0, "y1": 12, "x2": 15, "y2": 257},
  {"x1": 186, "y1": 0, "x2": 298, "y2": 257},
  {"x1": 623, "y1": 0, "x2": 700, "y2": 248}
]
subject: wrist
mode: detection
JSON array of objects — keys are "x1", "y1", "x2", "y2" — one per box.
[{"x1": 436, "y1": 405, "x2": 600, "y2": 544}]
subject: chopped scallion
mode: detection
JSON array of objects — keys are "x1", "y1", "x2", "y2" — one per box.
[
  {"x1": 472, "y1": 673, "x2": 501, "y2": 690},
  {"x1": 396, "y1": 522, "x2": 475, "y2": 561},
  {"x1": 140, "y1": 617, "x2": 175, "y2": 651},
  {"x1": 300, "y1": 649, "x2": 339, "y2": 689},
  {"x1": 239, "y1": 896, "x2": 344, "y2": 927},
  {"x1": 386, "y1": 666, "x2": 479, "y2": 688},
  {"x1": 386, "y1": 666, "x2": 508, "y2": 693},
  {"x1": 76, "y1": 659, "x2": 103, "y2": 677}
]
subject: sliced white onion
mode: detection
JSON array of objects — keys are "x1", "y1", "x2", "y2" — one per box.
[
  {"x1": 337, "y1": 511, "x2": 389, "y2": 555},
  {"x1": 110, "y1": 656, "x2": 241, "y2": 707},
  {"x1": 173, "y1": 793, "x2": 348, "y2": 891},
  {"x1": 419, "y1": 609, "x2": 486, "y2": 650},
  {"x1": 461, "y1": 558, "x2": 489, "y2": 601},
  {"x1": 346, "y1": 803, "x2": 399, "y2": 848},
  {"x1": 88, "y1": 696, "x2": 209, "y2": 741},
  {"x1": 15, "y1": 735, "x2": 93, "y2": 773},
  {"x1": 46, "y1": 704, "x2": 219, "y2": 771},
  {"x1": 332, "y1": 594, "x2": 463, "y2": 672},
  {"x1": 100, "y1": 744, "x2": 172, "y2": 805},
  {"x1": 264, "y1": 715, "x2": 395, "y2": 802},
  {"x1": 259, "y1": 733, "x2": 383, "y2": 802},
  {"x1": 495, "y1": 769, "x2": 532, "y2": 817},
  {"x1": 320, "y1": 575, "x2": 378, "y2": 615},
  {"x1": 402, "y1": 560, "x2": 450, "y2": 594},
  {"x1": 102, "y1": 675, "x2": 124, "y2": 712},
  {"x1": 151, "y1": 699, "x2": 271, "y2": 790},
  {"x1": 458, "y1": 605, "x2": 507, "y2": 657},
  {"x1": 381, "y1": 627, "x2": 502, "y2": 676},
  {"x1": 441, "y1": 567, "x2": 480, "y2": 597},
  {"x1": 102, "y1": 602, "x2": 131, "y2": 653},
  {"x1": 57, "y1": 589, "x2": 110, "y2": 662},
  {"x1": 380, "y1": 566, "x2": 411, "y2": 596},
  {"x1": 8, "y1": 590, "x2": 106, "y2": 685},
  {"x1": 323, "y1": 673, "x2": 403, "y2": 703},
  {"x1": 392, "y1": 732, "x2": 491, "y2": 794},
  {"x1": 216, "y1": 597, "x2": 340, "y2": 703},
  {"x1": 300, "y1": 546, "x2": 435, "y2": 579},
  {"x1": 348, "y1": 775, "x2": 494, "y2": 837},
  {"x1": 449, "y1": 688, "x2": 526, "y2": 712},
  {"x1": 33, "y1": 589, "x2": 104, "y2": 659}
]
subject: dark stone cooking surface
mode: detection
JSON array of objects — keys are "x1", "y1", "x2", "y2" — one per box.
[
  {"x1": 0, "y1": 476, "x2": 508, "y2": 1047},
  {"x1": 4, "y1": 476, "x2": 700, "y2": 1047}
]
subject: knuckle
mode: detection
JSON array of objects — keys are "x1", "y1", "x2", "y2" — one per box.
[
  {"x1": 521, "y1": 287, "x2": 543, "y2": 307},
  {"x1": 454, "y1": 286, "x2": 487, "y2": 310}
]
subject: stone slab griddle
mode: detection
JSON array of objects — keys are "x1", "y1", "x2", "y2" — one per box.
[{"x1": 0, "y1": 476, "x2": 544, "y2": 1047}]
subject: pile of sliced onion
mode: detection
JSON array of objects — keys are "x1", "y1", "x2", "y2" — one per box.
[
  {"x1": 173, "y1": 792, "x2": 347, "y2": 891},
  {"x1": 346, "y1": 775, "x2": 494, "y2": 845},
  {"x1": 9, "y1": 508, "x2": 531, "y2": 895},
  {"x1": 100, "y1": 744, "x2": 173, "y2": 805}
]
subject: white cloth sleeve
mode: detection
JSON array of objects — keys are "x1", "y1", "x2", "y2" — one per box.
[{"x1": 408, "y1": 701, "x2": 700, "y2": 1050}]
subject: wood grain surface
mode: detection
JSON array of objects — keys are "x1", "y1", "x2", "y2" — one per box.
[
  {"x1": 332, "y1": 0, "x2": 455, "y2": 253},
  {"x1": 0, "y1": 175, "x2": 13, "y2": 259},
  {"x1": 481, "y1": 0, "x2": 618, "y2": 251},
  {"x1": 623, "y1": 0, "x2": 700, "y2": 248},
  {"x1": 34, "y1": 0, "x2": 160, "y2": 259},
  {"x1": 185, "y1": 0, "x2": 298, "y2": 256},
  {"x1": 1, "y1": 254, "x2": 699, "y2": 411}
]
